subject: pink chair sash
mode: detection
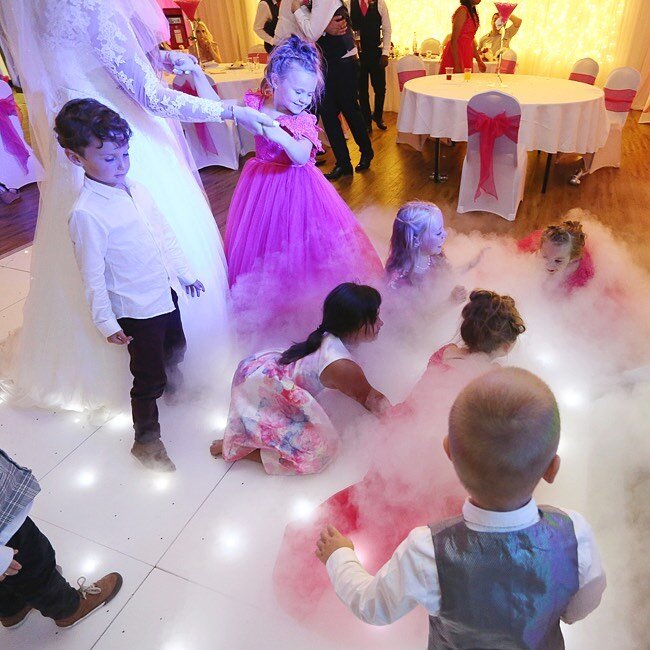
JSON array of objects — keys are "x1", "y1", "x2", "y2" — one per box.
[
  {"x1": 0, "y1": 94, "x2": 30, "y2": 174},
  {"x1": 604, "y1": 87, "x2": 637, "y2": 113},
  {"x1": 397, "y1": 69, "x2": 425, "y2": 92},
  {"x1": 174, "y1": 81, "x2": 219, "y2": 154},
  {"x1": 569, "y1": 72, "x2": 595, "y2": 85},
  {"x1": 467, "y1": 106, "x2": 520, "y2": 200},
  {"x1": 499, "y1": 59, "x2": 516, "y2": 74}
]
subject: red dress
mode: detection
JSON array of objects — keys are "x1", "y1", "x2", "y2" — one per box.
[
  {"x1": 439, "y1": 6, "x2": 479, "y2": 73},
  {"x1": 517, "y1": 230, "x2": 595, "y2": 292}
]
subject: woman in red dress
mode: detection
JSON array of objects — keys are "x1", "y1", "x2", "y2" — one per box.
[{"x1": 439, "y1": 0, "x2": 487, "y2": 74}]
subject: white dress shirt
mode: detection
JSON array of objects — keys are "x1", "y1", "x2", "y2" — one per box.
[
  {"x1": 68, "y1": 177, "x2": 196, "y2": 338},
  {"x1": 276, "y1": 0, "x2": 357, "y2": 57},
  {"x1": 346, "y1": 0, "x2": 392, "y2": 57},
  {"x1": 253, "y1": 0, "x2": 278, "y2": 47},
  {"x1": 326, "y1": 498, "x2": 606, "y2": 627}
]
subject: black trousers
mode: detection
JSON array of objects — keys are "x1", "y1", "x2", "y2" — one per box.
[
  {"x1": 0, "y1": 517, "x2": 79, "y2": 620},
  {"x1": 118, "y1": 290, "x2": 186, "y2": 444},
  {"x1": 358, "y1": 53, "x2": 386, "y2": 125},
  {"x1": 320, "y1": 57, "x2": 373, "y2": 168}
]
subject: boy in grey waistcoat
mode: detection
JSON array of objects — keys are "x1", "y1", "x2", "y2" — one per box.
[{"x1": 316, "y1": 368, "x2": 606, "y2": 649}]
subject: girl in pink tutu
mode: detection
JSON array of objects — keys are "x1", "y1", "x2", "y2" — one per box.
[
  {"x1": 210, "y1": 283, "x2": 389, "y2": 475},
  {"x1": 273, "y1": 289, "x2": 526, "y2": 618},
  {"x1": 225, "y1": 36, "x2": 383, "y2": 304},
  {"x1": 517, "y1": 220, "x2": 595, "y2": 293}
]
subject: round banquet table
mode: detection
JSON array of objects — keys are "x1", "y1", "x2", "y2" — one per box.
[
  {"x1": 397, "y1": 73, "x2": 609, "y2": 154},
  {"x1": 397, "y1": 73, "x2": 610, "y2": 190},
  {"x1": 203, "y1": 63, "x2": 264, "y2": 100}
]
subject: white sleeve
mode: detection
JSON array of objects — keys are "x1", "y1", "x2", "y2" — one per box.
[
  {"x1": 294, "y1": 0, "x2": 339, "y2": 42},
  {"x1": 326, "y1": 526, "x2": 441, "y2": 625},
  {"x1": 68, "y1": 210, "x2": 119, "y2": 339},
  {"x1": 253, "y1": 3, "x2": 275, "y2": 45},
  {"x1": 0, "y1": 546, "x2": 14, "y2": 575},
  {"x1": 380, "y1": 1, "x2": 392, "y2": 56},
  {"x1": 87, "y1": 4, "x2": 225, "y2": 123},
  {"x1": 561, "y1": 510, "x2": 607, "y2": 624}
]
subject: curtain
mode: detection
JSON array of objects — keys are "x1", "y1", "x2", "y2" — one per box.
[{"x1": 201, "y1": 0, "x2": 259, "y2": 63}]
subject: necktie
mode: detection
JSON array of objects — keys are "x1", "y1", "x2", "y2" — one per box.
[{"x1": 360, "y1": 0, "x2": 369, "y2": 16}]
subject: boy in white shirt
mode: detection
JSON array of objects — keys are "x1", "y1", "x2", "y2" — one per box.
[
  {"x1": 55, "y1": 99, "x2": 205, "y2": 473},
  {"x1": 317, "y1": 367, "x2": 606, "y2": 648}
]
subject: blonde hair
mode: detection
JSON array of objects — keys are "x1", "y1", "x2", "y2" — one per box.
[
  {"x1": 541, "y1": 220, "x2": 586, "y2": 261},
  {"x1": 385, "y1": 201, "x2": 445, "y2": 275},
  {"x1": 448, "y1": 368, "x2": 560, "y2": 506}
]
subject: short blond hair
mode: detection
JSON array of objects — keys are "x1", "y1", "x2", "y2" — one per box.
[{"x1": 448, "y1": 368, "x2": 560, "y2": 505}]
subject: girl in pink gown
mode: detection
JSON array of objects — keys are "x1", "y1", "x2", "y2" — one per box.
[
  {"x1": 273, "y1": 289, "x2": 527, "y2": 617},
  {"x1": 439, "y1": 0, "x2": 486, "y2": 74},
  {"x1": 225, "y1": 37, "x2": 383, "y2": 329},
  {"x1": 517, "y1": 220, "x2": 595, "y2": 293}
]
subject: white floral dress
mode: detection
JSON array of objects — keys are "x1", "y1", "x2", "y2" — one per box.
[{"x1": 222, "y1": 334, "x2": 352, "y2": 475}]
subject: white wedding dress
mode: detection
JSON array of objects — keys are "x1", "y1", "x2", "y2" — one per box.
[{"x1": 0, "y1": 0, "x2": 231, "y2": 412}]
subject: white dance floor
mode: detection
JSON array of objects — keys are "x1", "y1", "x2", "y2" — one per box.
[{"x1": 0, "y1": 247, "x2": 627, "y2": 649}]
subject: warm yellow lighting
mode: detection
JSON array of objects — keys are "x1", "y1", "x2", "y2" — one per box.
[{"x1": 387, "y1": 0, "x2": 625, "y2": 79}]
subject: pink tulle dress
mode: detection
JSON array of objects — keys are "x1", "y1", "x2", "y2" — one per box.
[
  {"x1": 225, "y1": 92, "x2": 383, "y2": 295},
  {"x1": 439, "y1": 6, "x2": 479, "y2": 73},
  {"x1": 517, "y1": 230, "x2": 595, "y2": 292}
]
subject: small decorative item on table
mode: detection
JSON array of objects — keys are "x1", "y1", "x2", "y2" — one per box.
[{"x1": 494, "y1": 1, "x2": 518, "y2": 85}]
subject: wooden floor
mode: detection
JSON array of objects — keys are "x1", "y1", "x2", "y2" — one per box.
[{"x1": 2, "y1": 106, "x2": 649, "y2": 270}]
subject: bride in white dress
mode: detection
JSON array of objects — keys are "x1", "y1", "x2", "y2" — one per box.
[{"x1": 0, "y1": 0, "x2": 271, "y2": 412}]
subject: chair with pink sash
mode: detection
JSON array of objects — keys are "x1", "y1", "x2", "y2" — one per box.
[
  {"x1": 569, "y1": 58, "x2": 599, "y2": 86},
  {"x1": 396, "y1": 55, "x2": 426, "y2": 92},
  {"x1": 587, "y1": 66, "x2": 640, "y2": 175},
  {"x1": 499, "y1": 49, "x2": 517, "y2": 75},
  {"x1": 172, "y1": 73, "x2": 242, "y2": 170},
  {"x1": 457, "y1": 91, "x2": 527, "y2": 221},
  {"x1": 248, "y1": 44, "x2": 269, "y2": 65},
  {"x1": 0, "y1": 80, "x2": 43, "y2": 191}
]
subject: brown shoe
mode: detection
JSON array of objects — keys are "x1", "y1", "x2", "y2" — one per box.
[
  {"x1": 131, "y1": 440, "x2": 176, "y2": 472},
  {"x1": 1, "y1": 604, "x2": 32, "y2": 629},
  {"x1": 55, "y1": 573, "x2": 123, "y2": 628}
]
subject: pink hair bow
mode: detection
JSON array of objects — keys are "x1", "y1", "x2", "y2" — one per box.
[
  {"x1": 467, "y1": 106, "x2": 520, "y2": 200},
  {"x1": 0, "y1": 94, "x2": 30, "y2": 174}
]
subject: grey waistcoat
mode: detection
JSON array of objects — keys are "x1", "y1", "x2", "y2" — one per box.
[{"x1": 428, "y1": 506, "x2": 579, "y2": 650}]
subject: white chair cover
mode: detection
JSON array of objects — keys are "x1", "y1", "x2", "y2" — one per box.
[
  {"x1": 172, "y1": 74, "x2": 242, "y2": 170},
  {"x1": 590, "y1": 66, "x2": 640, "y2": 174},
  {"x1": 569, "y1": 58, "x2": 599, "y2": 85},
  {"x1": 457, "y1": 90, "x2": 527, "y2": 221},
  {"x1": 396, "y1": 55, "x2": 426, "y2": 92},
  {"x1": 420, "y1": 38, "x2": 441, "y2": 56},
  {"x1": 0, "y1": 79, "x2": 43, "y2": 188}
]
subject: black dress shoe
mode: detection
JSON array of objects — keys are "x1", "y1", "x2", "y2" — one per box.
[
  {"x1": 355, "y1": 153, "x2": 374, "y2": 172},
  {"x1": 324, "y1": 165, "x2": 353, "y2": 180},
  {"x1": 366, "y1": 122, "x2": 373, "y2": 133},
  {"x1": 373, "y1": 117, "x2": 387, "y2": 130}
]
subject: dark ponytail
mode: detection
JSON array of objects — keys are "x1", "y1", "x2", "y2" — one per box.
[
  {"x1": 279, "y1": 283, "x2": 382, "y2": 365},
  {"x1": 460, "y1": 0, "x2": 480, "y2": 25}
]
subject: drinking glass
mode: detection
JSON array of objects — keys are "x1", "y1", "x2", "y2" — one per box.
[
  {"x1": 463, "y1": 67, "x2": 472, "y2": 81},
  {"x1": 445, "y1": 67, "x2": 453, "y2": 80}
]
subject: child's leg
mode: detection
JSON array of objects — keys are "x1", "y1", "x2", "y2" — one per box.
[
  {"x1": 118, "y1": 314, "x2": 169, "y2": 444},
  {"x1": 0, "y1": 518, "x2": 79, "y2": 620},
  {"x1": 162, "y1": 291, "x2": 187, "y2": 395}
]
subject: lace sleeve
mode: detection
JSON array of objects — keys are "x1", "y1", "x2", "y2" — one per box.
[
  {"x1": 88, "y1": 3, "x2": 225, "y2": 123},
  {"x1": 277, "y1": 112, "x2": 324, "y2": 152}
]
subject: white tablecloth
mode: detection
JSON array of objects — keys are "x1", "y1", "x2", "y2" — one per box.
[
  {"x1": 203, "y1": 63, "x2": 264, "y2": 100},
  {"x1": 397, "y1": 73, "x2": 609, "y2": 154},
  {"x1": 379, "y1": 58, "x2": 498, "y2": 113}
]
